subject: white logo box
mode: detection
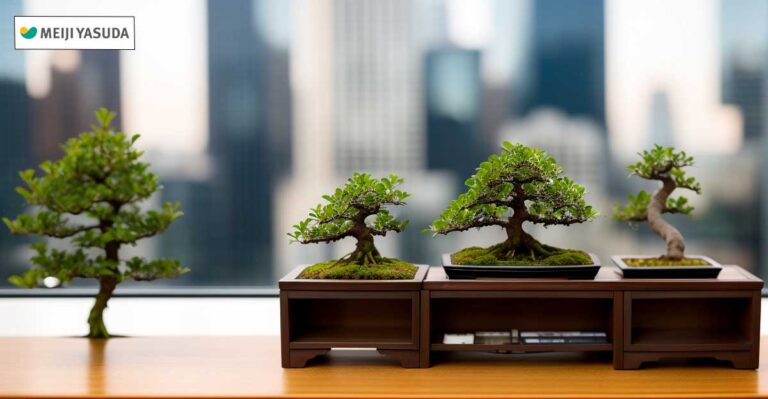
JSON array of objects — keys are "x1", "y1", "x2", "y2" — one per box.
[{"x1": 14, "y1": 16, "x2": 135, "y2": 50}]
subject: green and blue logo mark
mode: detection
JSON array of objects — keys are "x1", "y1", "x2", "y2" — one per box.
[{"x1": 19, "y1": 26, "x2": 37, "y2": 39}]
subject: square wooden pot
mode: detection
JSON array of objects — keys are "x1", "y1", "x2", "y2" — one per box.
[{"x1": 279, "y1": 264, "x2": 428, "y2": 368}]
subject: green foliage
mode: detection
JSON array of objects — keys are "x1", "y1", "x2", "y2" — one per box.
[
  {"x1": 612, "y1": 190, "x2": 651, "y2": 222},
  {"x1": 626, "y1": 145, "x2": 700, "y2": 191},
  {"x1": 288, "y1": 172, "x2": 410, "y2": 244},
  {"x1": 613, "y1": 145, "x2": 700, "y2": 222},
  {"x1": 451, "y1": 243, "x2": 593, "y2": 266},
  {"x1": 428, "y1": 142, "x2": 597, "y2": 235},
  {"x1": 3, "y1": 107, "x2": 188, "y2": 288},
  {"x1": 297, "y1": 258, "x2": 417, "y2": 280}
]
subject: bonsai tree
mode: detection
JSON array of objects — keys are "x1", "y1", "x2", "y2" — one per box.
[
  {"x1": 288, "y1": 172, "x2": 417, "y2": 279},
  {"x1": 428, "y1": 142, "x2": 598, "y2": 265},
  {"x1": 3, "y1": 108, "x2": 187, "y2": 338},
  {"x1": 613, "y1": 145, "x2": 704, "y2": 264}
]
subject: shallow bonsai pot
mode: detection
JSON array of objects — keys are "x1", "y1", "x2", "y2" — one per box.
[
  {"x1": 611, "y1": 255, "x2": 722, "y2": 279},
  {"x1": 278, "y1": 264, "x2": 428, "y2": 368},
  {"x1": 441, "y1": 253, "x2": 600, "y2": 280}
]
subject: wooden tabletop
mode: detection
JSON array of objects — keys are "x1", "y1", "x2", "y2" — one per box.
[
  {"x1": 1, "y1": 336, "x2": 767, "y2": 398},
  {"x1": 424, "y1": 265, "x2": 764, "y2": 291}
]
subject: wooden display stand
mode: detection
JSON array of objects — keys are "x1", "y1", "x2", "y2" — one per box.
[
  {"x1": 279, "y1": 265, "x2": 428, "y2": 368},
  {"x1": 280, "y1": 265, "x2": 761, "y2": 369},
  {"x1": 421, "y1": 265, "x2": 762, "y2": 370}
]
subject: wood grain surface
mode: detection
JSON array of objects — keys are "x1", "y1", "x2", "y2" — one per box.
[{"x1": 0, "y1": 335, "x2": 766, "y2": 398}]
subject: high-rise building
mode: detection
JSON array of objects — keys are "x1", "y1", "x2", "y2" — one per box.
[
  {"x1": 203, "y1": 0, "x2": 293, "y2": 284},
  {"x1": 0, "y1": 0, "x2": 31, "y2": 282},
  {"x1": 425, "y1": 47, "x2": 485, "y2": 182},
  {"x1": 720, "y1": 0, "x2": 767, "y2": 142},
  {"x1": 331, "y1": 0, "x2": 424, "y2": 173},
  {"x1": 31, "y1": 51, "x2": 121, "y2": 163},
  {"x1": 723, "y1": 63, "x2": 764, "y2": 141},
  {"x1": 648, "y1": 90, "x2": 676, "y2": 148},
  {"x1": 522, "y1": 0, "x2": 604, "y2": 127},
  {"x1": 719, "y1": 0, "x2": 768, "y2": 276}
]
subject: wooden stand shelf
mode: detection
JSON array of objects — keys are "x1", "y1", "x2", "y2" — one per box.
[
  {"x1": 421, "y1": 265, "x2": 762, "y2": 370},
  {"x1": 279, "y1": 265, "x2": 762, "y2": 370},
  {"x1": 279, "y1": 265, "x2": 428, "y2": 368}
]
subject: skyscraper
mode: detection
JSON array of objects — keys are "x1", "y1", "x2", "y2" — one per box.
[
  {"x1": 425, "y1": 47, "x2": 485, "y2": 182},
  {"x1": 522, "y1": 0, "x2": 605, "y2": 126},
  {"x1": 31, "y1": 50, "x2": 121, "y2": 163},
  {"x1": 331, "y1": 0, "x2": 424, "y2": 173},
  {"x1": 0, "y1": 0, "x2": 31, "y2": 282},
  {"x1": 720, "y1": 0, "x2": 767, "y2": 141},
  {"x1": 648, "y1": 90, "x2": 676, "y2": 148},
  {"x1": 204, "y1": 0, "x2": 293, "y2": 284}
]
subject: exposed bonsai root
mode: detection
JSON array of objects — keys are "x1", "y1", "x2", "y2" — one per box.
[
  {"x1": 333, "y1": 244, "x2": 396, "y2": 268},
  {"x1": 488, "y1": 232, "x2": 557, "y2": 261}
]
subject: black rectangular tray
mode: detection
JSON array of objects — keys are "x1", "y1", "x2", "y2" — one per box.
[
  {"x1": 441, "y1": 253, "x2": 601, "y2": 280},
  {"x1": 611, "y1": 255, "x2": 723, "y2": 278}
]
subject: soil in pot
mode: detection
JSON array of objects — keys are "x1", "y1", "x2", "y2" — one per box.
[
  {"x1": 298, "y1": 258, "x2": 418, "y2": 280},
  {"x1": 621, "y1": 257, "x2": 711, "y2": 267},
  {"x1": 451, "y1": 241, "x2": 593, "y2": 266}
]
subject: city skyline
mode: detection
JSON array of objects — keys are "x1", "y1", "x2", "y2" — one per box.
[{"x1": 0, "y1": 0, "x2": 765, "y2": 286}]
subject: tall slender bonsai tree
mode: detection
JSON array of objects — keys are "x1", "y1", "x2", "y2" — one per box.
[
  {"x1": 3, "y1": 108, "x2": 187, "y2": 338},
  {"x1": 289, "y1": 173, "x2": 415, "y2": 279},
  {"x1": 613, "y1": 145, "x2": 701, "y2": 260},
  {"x1": 428, "y1": 142, "x2": 597, "y2": 265}
]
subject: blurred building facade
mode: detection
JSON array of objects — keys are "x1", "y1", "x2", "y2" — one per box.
[
  {"x1": 0, "y1": 0, "x2": 31, "y2": 278},
  {"x1": 331, "y1": 0, "x2": 424, "y2": 174},
  {"x1": 1, "y1": 0, "x2": 767, "y2": 287},
  {"x1": 425, "y1": 47, "x2": 485, "y2": 185},
  {"x1": 522, "y1": 0, "x2": 605, "y2": 127},
  {"x1": 31, "y1": 51, "x2": 121, "y2": 162}
]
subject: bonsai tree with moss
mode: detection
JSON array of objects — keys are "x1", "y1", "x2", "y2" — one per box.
[
  {"x1": 428, "y1": 142, "x2": 598, "y2": 266},
  {"x1": 613, "y1": 145, "x2": 706, "y2": 265},
  {"x1": 288, "y1": 172, "x2": 417, "y2": 279},
  {"x1": 3, "y1": 108, "x2": 187, "y2": 338}
]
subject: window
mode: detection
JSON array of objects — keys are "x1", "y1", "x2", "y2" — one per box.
[{"x1": 1, "y1": 0, "x2": 766, "y2": 289}]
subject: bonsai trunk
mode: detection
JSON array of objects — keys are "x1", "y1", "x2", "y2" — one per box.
[
  {"x1": 88, "y1": 238, "x2": 120, "y2": 339},
  {"x1": 500, "y1": 215, "x2": 553, "y2": 260},
  {"x1": 88, "y1": 276, "x2": 116, "y2": 339},
  {"x1": 649, "y1": 178, "x2": 685, "y2": 260},
  {"x1": 348, "y1": 232, "x2": 383, "y2": 266},
  {"x1": 339, "y1": 214, "x2": 385, "y2": 266}
]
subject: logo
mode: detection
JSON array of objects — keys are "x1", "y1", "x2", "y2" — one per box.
[
  {"x1": 14, "y1": 16, "x2": 135, "y2": 50},
  {"x1": 19, "y1": 26, "x2": 37, "y2": 39}
]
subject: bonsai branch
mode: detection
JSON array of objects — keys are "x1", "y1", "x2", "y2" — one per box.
[
  {"x1": 433, "y1": 218, "x2": 509, "y2": 235},
  {"x1": 370, "y1": 226, "x2": 400, "y2": 236},
  {"x1": 298, "y1": 231, "x2": 352, "y2": 244},
  {"x1": 48, "y1": 224, "x2": 102, "y2": 238},
  {"x1": 316, "y1": 213, "x2": 355, "y2": 224},
  {"x1": 463, "y1": 198, "x2": 515, "y2": 208},
  {"x1": 528, "y1": 215, "x2": 588, "y2": 227}
]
